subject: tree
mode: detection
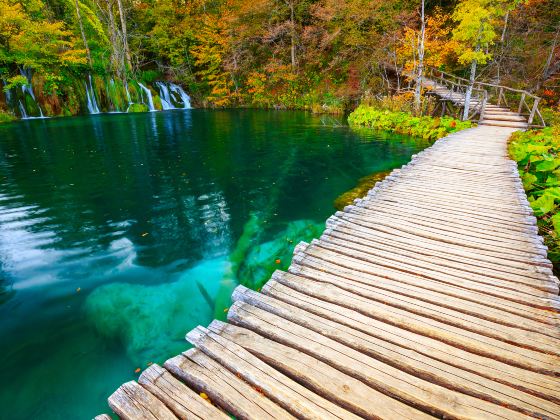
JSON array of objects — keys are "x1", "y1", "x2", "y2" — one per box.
[
  {"x1": 74, "y1": 0, "x2": 92, "y2": 67},
  {"x1": 115, "y1": 0, "x2": 131, "y2": 70},
  {"x1": 452, "y1": 0, "x2": 503, "y2": 120},
  {"x1": 413, "y1": 0, "x2": 425, "y2": 114}
]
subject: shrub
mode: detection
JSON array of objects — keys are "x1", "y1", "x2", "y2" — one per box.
[
  {"x1": 348, "y1": 105, "x2": 472, "y2": 141},
  {"x1": 509, "y1": 119, "x2": 560, "y2": 264},
  {"x1": 0, "y1": 110, "x2": 16, "y2": 123}
]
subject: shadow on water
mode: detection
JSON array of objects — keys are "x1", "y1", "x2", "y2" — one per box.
[{"x1": 0, "y1": 109, "x2": 429, "y2": 419}]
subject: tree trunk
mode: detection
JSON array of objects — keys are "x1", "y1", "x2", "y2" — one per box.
[
  {"x1": 500, "y1": 11, "x2": 509, "y2": 43},
  {"x1": 414, "y1": 0, "x2": 426, "y2": 115},
  {"x1": 288, "y1": 0, "x2": 296, "y2": 69},
  {"x1": 115, "y1": 0, "x2": 132, "y2": 71},
  {"x1": 74, "y1": 0, "x2": 92, "y2": 68},
  {"x1": 105, "y1": 0, "x2": 123, "y2": 78},
  {"x1": 463, "y1": 58, "x2": 477, "y2": 121},
  {"x1": 543, "y1": 25, "x2": 560, "y2": 79}
]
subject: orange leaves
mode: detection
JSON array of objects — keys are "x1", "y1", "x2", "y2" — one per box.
[{"x1": 396, "y1": 7, "x2": 458, "y2": 73}]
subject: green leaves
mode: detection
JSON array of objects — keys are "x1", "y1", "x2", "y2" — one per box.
[
  {"x1": 536, "y1": 158, "x2": 560, "y2": 172},
  {"x1": 530, "y1": 194, "x2": 555, "y2": 216},
  {"x1": 510, "y1": 122, "x2": 560, "y2": 260},
  {"x1": 521, "y1": 171, "x2": 537, "y2": 189},
  {"x1": 348, "y1": 105, "x2": 470, "y2": 142}
]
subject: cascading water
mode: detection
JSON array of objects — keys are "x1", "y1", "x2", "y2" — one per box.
[
  {"x1": 18, "y1": 100, "x2": 28, "y2": 119},
  {"x1": 108, "y1": 78, "x2": 121, "y2": 112},
  {"x1": 138, "y1": 82, "x2": 155, "y2": 112},
  {"x1": 19, "y1": 68, "x2": 46, "y2": 119},
  {"x1": 155, "y1": 81, "x2": 191, "y2": 110},
  {"x1": 155, "y1": 82, "x2": 173, "y2": 110},
  {"x1": 169, "y1": 82, "x2": 191, "y2": 109},
  {"x1": 85, "y1": 75, "x2": 100, "y2": 114}
]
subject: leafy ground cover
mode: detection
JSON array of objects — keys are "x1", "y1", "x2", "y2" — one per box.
[
  {"x1": 509, "y1": 119, "x2": 560, "y2": 265},
  {"x1": 348, "y1": 105, "x2": 472, "y2": 141}
]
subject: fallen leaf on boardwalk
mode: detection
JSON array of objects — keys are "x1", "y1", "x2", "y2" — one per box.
[{"x1": 200, "y1": 392, "x2": 209, "y2": 399}]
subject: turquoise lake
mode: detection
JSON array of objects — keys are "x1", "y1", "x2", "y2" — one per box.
[{"x1": 0, "y1": 109, "x2": 428, "y2": 419}]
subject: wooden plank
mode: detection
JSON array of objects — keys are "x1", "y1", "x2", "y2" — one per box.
[
  {"x1": 164, "y1": 349, "x2": 293, "y2": 420},
  {"x1": 298, "y1": 240, "x2": 560, "y2": 337},
  {"x1": 227, "y1": 300, "x2": 528, "y2": 419},
  {"x1": 265, "y1": 273, "x2": 560, "y2": 403},
  {"x1": 278, "y1": 270, "x2": 560, "y2": 376},
  {"x1": 327, "y1": 215, "x2": 552, "y2": 268},
  {"x1": 312, "y1": 236, "x2": 557, "y2": 302},
  {"x1": 233, "y1": 285, "x2": 560, "y2": 418},
  {"x1": 206, "y1": 321, "x2": 428, "y2": 419},
  {"x1": 327, "y1": 218, "x2": 554, "y2": 276},
  {"x1": 138, "y1": 364, "x2": 229, "y2": 419},
  {"x1": 373, "y1": 185, "x2": 534, "y2": 214},
  {"x1": 352, "y1": 199, "x2": 539, "y2": 240},
  {"x1": 295, "y1": 248, "x2": 559, "y2": 316},
  {"x1": 108, "y1": 381, "x2": 177, "y2": 420},
  {"x1": 347, "y1": 203, "x2": 541, "y2": 246},
  {"x1": 335, "y1": 211, "x2": 546, "y2": 257},
  {"x1": 317, "y1": 234, "x2": 560, "y2": 326},
  {"x1": 186, "y1": 325, "x2": 361, "y2": 420},
  {"x1": 323, "y1": 226, "x2": 557, "y2": 293}
]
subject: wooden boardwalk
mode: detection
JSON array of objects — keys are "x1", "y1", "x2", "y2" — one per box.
[{"x1": 98, "y1": 123, "x2": 560, "y2": 419}]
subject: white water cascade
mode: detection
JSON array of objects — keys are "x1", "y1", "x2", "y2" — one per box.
[
  {"x1": 155, "y1": 81, "x2": 191, "y2": 109},
  {"x1": 18, "y1": 100, "x2": 28, "y2": 119},
  {"x1": 138, "y1": 82, "x2": 155, "y2": 111},
  {"x1": 85, "y1": 75, "x2": 100, "y2": 114},
  {"x1": 19, "y1": 68, "x2": 46, "y2": 119}
]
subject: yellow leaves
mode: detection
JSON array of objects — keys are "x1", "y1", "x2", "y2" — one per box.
[
  {"x1": 396, "y1": 7, "x2": 458, "y2": 72},
  {"x1": 0, "y1": 0, "x2": 87, "y2": 70},
  {"x1": 452, "y1": 0, "x2": 500, "y2": 64}
]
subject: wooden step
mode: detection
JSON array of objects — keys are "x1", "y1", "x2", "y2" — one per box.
[
  {"x1": 482, "y1": 115, "x2": 527, "y2": 122},
  {"x1": 480, "y1": 120, "x2": 528, "y2": 128}
]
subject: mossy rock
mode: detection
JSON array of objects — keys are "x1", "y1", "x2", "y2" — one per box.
[
  {"x1": 334, "y1": 170, "x2": 392, "y2": 210},
  {"x1": 153, "y1": 94, "x2": 163, "y2": 111},
  {"x1": 0, "y1": 110, "x2": 16, "y2": 123},
  {"x1": 128, "y1": 103, "x2": 149, "y2": 113}
]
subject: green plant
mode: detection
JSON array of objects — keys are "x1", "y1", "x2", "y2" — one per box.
[
  {"x1": 128, "y1": 103, "x2": 149, "y2": 113},
  {"x1": 0, "y1": 110, "x2": 16, "y2": 123},
  {"x1": 509, "y1": 123, "x2": 560, "y2": 264},
  {"x1": 348, "y1": 105, "x2": 472, "y2": 141}
]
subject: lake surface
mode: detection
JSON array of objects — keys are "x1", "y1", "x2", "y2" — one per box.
[{"x1": 0, "y1": 109, "x2": 428, "y2": 419}]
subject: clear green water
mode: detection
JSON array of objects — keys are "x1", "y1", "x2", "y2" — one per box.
[{"x1": 0, "y1": 109, "x2": 428, "y2": 419}]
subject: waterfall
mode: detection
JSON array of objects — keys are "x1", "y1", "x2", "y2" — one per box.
[
  {"x1": 19, "y1": 68, "x2": 46, "y2": 118},
  {"x1": 85, "y1": 75, "x2": 100, "y2": 114},
  {"x1": 155, "y1": 81, "x2": 191, "y2": 109},
  {"x1": 169, "y1": 83, "x2": 191, "y2": 109},
  {"x1": 155, "y1": 82, "x2": 173, "y2": 110},
  {"x1": 125, "y1": 81, "x2": 132, "y2": 105},
  {"x1": 18, "y1": 100, "x2": 28, "y2": 119},
  {"x1": 108, "y1": 78, "x2": 121, "y2": 112},
  {"x1": 138, "y1": 82, "x2": 155, "y2": 111}
]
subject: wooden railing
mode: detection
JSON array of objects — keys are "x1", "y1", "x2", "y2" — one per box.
[{"x1": 426, "y1": 67, "x2": 546, "y2": 127}]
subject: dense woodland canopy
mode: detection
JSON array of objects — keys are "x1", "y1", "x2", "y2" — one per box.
[{"x1": 0, "y1": 0, "x2": 559, "y2": 117}]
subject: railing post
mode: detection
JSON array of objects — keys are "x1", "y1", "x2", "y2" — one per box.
[
  {"x1": 528, "y1": 97, "x2": 540, "y2": 125},
  {"x1": 479, "y1": 90, "x2": 488, "y2": 123},
  {"x1": 518, "y1": 93, "x2": 525, "y2": 114},
  {"x1": 497, "y1": 87, "x2": 503, "y2": 106}
]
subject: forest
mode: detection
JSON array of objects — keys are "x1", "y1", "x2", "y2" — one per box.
[{"x1": 0, "y1": 0, "x2": 559, "y2": 120}]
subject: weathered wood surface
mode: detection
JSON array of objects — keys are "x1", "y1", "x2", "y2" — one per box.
[{"x1": 100, "y1": 123, "x2": 560, "y2": 419}]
